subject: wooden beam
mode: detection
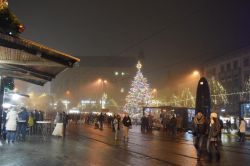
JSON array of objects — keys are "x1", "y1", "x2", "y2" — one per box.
[
  {"x1": 0, "y1": 66, "x2": 53, "y2": 81},
  {"x1": 0, "y1": 59, "x2": 64, "y2": 67}
]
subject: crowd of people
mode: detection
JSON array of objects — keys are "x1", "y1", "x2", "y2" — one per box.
[
  {"x1": 192, "y1": 111, "x2": 247, "y2": 161},
  {"x1": 140, "y1": 113, "x2": 183, "y2": 136},
  {"x1": 1, "y1": 105, "x2": 248, "y2": 163},
  {"x1": 1, "y1": 107, "x2": 46, "y2": 144},
  {"x1": 0, "y1": 106, "x2": 71, "y2": 145},
  {"x1": 65, "y1": 112, "x2": 132, "y2": 141}
]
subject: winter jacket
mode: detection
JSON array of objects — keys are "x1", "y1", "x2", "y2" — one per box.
[
  {"x1": 113, "y1": 118, "x2": 118, "y2": 130},
  {"x1": 54, "y1": 113, "x2": 62, "y2": 124},
  {"x1": 62, "y1": 113, "x2": 68, "y2": 125},
  {"x1": 208, "y1": 119, "x2": 221, "y2": 142},
  {"x1": 28, "y1": 116, "x2": 34, "y2": 127},
  {"x1": 169, "y1": 117, "x2": 177, "y2": 128},
  {"x1": 18, "y1": 110, "x2": 29, "y2": 122},
  {"x1": 6, "y1": 110, "x2": 18, "y2": 131},
  {"x1": 193, "y1": 114, "x2": 207, "y2": 135},
  {"x1": 122, "y1": 116, "x2": 132, "y2": 127},
  {"x1": 239, "y1": 120, "x2": 246, "y2": 133}
]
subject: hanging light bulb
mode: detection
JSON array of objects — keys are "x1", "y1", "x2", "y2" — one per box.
[{"x1": 18, "y1": 24, "x2": 25, "y2": 32}]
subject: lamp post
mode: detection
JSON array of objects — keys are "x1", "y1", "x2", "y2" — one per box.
[
  {"x1": 62, "y1": 100, "x2": 70, "y2": 112},
  {"x1": 98, "y1": 79, "x2": 107, "y2": 109}
]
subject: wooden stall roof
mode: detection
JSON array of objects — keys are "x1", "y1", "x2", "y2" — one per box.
[{"x1": 0, "y1": 33, "x2": 80, "y2": 85}]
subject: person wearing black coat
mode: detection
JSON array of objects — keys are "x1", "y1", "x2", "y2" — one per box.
[
  {"x1": 62, "y1": 112, "x2": 68, "y2": 138},
  {"x1": 122, "y1": 113, "x2": 132, "y2": 141},
  {"x1": 98, "y1": 113, "x2": 104, "y2": 130}
]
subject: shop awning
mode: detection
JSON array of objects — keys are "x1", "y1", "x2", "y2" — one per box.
[{"x1": 0, "y1": 33, "x2": 80, "y2": 85}]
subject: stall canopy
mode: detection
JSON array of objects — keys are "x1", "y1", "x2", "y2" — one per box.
[{"x1": 0, "y1": 33, "x2": 80, "y2": 85}]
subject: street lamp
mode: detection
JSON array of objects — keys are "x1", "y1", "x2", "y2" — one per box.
[
  {"x1": 66, "y1": 90, "x2": 70, "y2": 95},
  {"x1": 98, "y1": 79, "x2": 108, "y2": 109},
  {"x1": 114, "y1": 71, "x2": 119, "y2": 76},
  {"x1": 62, "y1": 100, "x2": 70, "y2": 112},
  {"x1": 192, "y1": 70, "x2": 200, "y2": 77}
]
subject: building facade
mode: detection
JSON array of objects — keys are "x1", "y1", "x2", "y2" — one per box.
[{"x1": 204, "y1": 46, "x2": 250, "y2": 115}]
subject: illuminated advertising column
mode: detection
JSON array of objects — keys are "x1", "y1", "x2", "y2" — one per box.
[{"x1": 195, "y1": 77, "x2": 211, "y2": 118}]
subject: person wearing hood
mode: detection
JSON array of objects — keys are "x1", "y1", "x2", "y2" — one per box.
[
  {"x1": 6, "y1": 107, "x2": 18, "y2": 144},
  {"x1": 193, "y1": 112, "x2": 207, "y2": 157},
  {"x1": 207, "y1": 112, "x2": 221, "y2": 161}
]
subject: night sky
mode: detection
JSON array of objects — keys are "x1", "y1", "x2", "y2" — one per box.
[{"x1": 8, "y1": 0, "x2": 250, "y2": 88}]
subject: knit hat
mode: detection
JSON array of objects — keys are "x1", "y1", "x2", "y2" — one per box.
[
  {"x1": 210, "y1": 112, "x2": 217, "y2": 119},
  {"x1": 210, "y1": 112, "x2": 217, "y2": 125}
]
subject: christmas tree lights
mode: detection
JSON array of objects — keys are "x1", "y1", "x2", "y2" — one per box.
[
  {"x1": 123, "y1": 61, "x2": 152, "y2": 116},
  {"x1": 208, "y1": 77, "x2": 228, "y2": 106}
]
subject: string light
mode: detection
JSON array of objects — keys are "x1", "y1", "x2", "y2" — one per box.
[{"x1": 123, "y1": 61, "x2": 152, "y2": 116}]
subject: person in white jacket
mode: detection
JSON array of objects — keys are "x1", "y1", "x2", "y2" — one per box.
[
  {"x1": 239, "y1": 118, "x2": 246, "y2": 142},
  {"x1": 6, "y1": 107, "x2": 18, "y2": 144}
]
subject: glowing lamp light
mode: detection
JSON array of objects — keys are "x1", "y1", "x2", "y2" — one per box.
[
  {"x1": 200, "y1": 81, "x2": 204, "y2": 85},
  {"x1": 66, "y1": 90, "x2": 70, "y2": 95},
  {"x1": 104, "y1": 80, "x2": 107, "y2": 84},
  {"x1": 12, "y1": 94, "x2": 20, "y2": 101},
  {"x1": 18, "y1": 24, "x2": 25, "y2": 33},
  {"x1": 193, "y1": 70, "x2": 200, "y2": 76},
  {"x1": 98, "y1": 79, "x2": 102, "y2": 83},
  {"x1": 3, "y1": 103, "x2": 12, "y2": 109}
]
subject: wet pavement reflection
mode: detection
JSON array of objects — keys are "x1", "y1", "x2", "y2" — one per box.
[{"x1": 0, "y1": 125, "x2": 250, "y2": 166}]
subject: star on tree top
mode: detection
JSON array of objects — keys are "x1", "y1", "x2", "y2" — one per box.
[{"x1": 136, "y1": 61, "x2": 142, "y2": 71}]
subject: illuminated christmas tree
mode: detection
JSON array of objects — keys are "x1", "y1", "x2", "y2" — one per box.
[
  {"x1": 180, "y1": 88, "x2": 195, "y2": 108},
  {"x1": 167, "y1": 89, "x2": 195, "y2": 108},
  {"x1": 168, "y1": 94, "x2": 180, "y2": 107},
  {"x1": 123, "y1": 61, "x2": 152, "y2": 116},
  {"x1": 209, "y1": 77, "x2": 228, "y2": 107}
]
